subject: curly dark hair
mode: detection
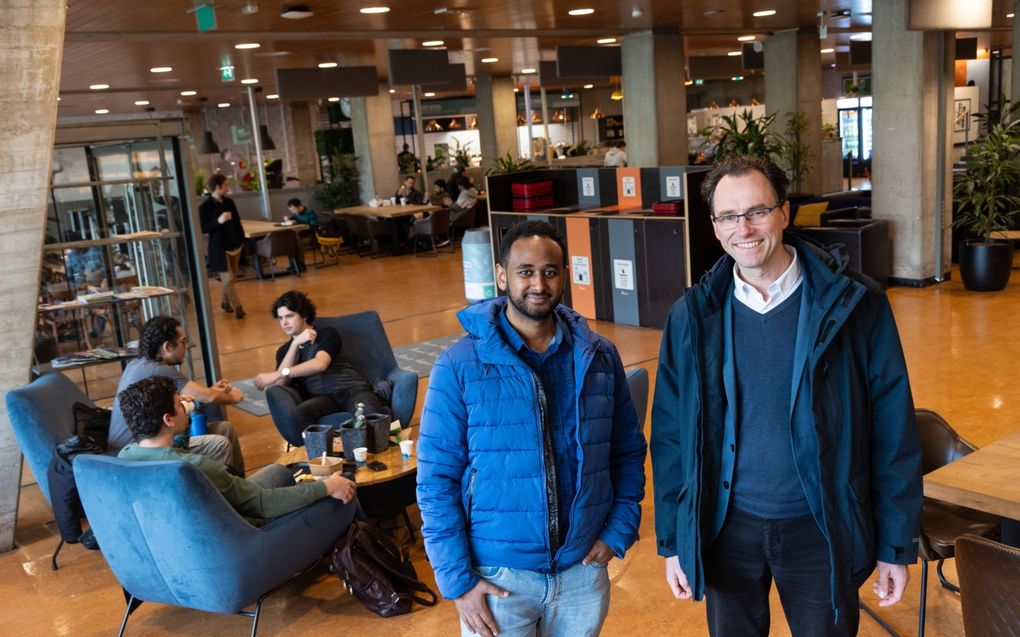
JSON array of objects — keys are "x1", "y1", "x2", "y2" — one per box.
[
  {"x1": 700, "y1": 154, "x2": 789, "y2": 215},
  {"x1": 498, "y1": 220, "x2": 567, "y2": 267},
  {"x1": 118, "y1": 376, "x2": 178, "y2": 441},
  {"x1": 271, "y1": 290, "x2": 316, "y2": 322},
  {"x1": 139, "y1": 316, "x2": 181, "y2": 361}
]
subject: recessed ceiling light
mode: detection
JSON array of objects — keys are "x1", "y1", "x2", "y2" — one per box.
[
  {"x1": 521, "y1": 68, "x2": 536, "y2": 74},
  {"x1": 318, "y1": 62, "x2": 338, "y2": 68},
  {"x1": 266, "y1": 94, "x2": 279, "y2": 99},
  {"x1": 732, "y1": 76, "x2": 744, "y2": 81},
  {"x1": 422, "y1": 40, "x2": 444, "y2": 47},
  {"x1": 704, "y1": 9, "x2": 724, "y2": 16},
  {"x1": 820, "y1": 48, "x2": 834, "y2": 54},
  {"x1": 241, "y1": 78, "x2": 259, "y2": 84},
  {"x1": 389, "y1": 88, "x2": 396, "y2": 93},
  {"x1": 753, "y1": 10, "x2": 776, "y2": 17},
  {"x1": 150, "y1": 66, "x2": 173, "y2": 73},
  {"x1": 684, "y1": 79, "x2": 694, "y2": 85},
  {"x1": 327, "y1": 97, "x2": 340, "y2": 102},
  {"x1": 513, "y1": 88, "x2": 519, "y2": 92},
  {"x1": 94, "y1": 108, "x2": 109, "y2": 114},
  {"x1": 1009, "y1": 13, "x2": 1016, "y2": 18},
  {"x1": 424, "y1": 92, "x2": 436, "y2": 97},
  {"x1": 57, "y1": 96, "x2": 61, "y2": 101},
  {"x1": 235, "y1": 42, "x2": 261, "y2": 49},
  {"x1": 727, "y1": 51, "x2": 742, "y2": 56},
  {"x1": 596, "y1": 38, "x2": 617, "y2": 44},
  {"x1": 737, "y1": 35, "x2": 756, "y2": 42},
  {"x1": 360, "y1": 6, "x2": 390, "y2": 13},
  {"x1": 218, "y1": 102, "x2": 230, "y2": 108},
  {"x1": 89, "y1": 83, "x2": 109, "y2": 90},
  {"x1": 180, "y1": 90, "x2": 197, "y2": 96},
  {"x1": 481, "y1": 57, "x2": 499, "y2": 63},
  {"x1": 134, "y1": 100, "x2": 150, "y2": 106},
  {"x1": 583, "y1": 84, "x2": 594, "y2": 89},
  {"x1": 281, "y1": 5, "x2": 313, "y2": 19},
  {"x1": 850, "y1": 32, "x2": 872, "y2": 41},
  {"x1": 568, "y1": 8, "x2": 595, "y2": 16}
]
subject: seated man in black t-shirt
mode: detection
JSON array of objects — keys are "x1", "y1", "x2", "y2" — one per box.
[{"x1": 255, "y1": 291, "x2": 386, "y2": 445}]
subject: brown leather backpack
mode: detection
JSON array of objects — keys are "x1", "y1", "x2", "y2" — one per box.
[{"x1": 330, "y1": 521, "x2": 438, "y2": 617}]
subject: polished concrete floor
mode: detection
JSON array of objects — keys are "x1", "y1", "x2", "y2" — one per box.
[{"x1": 5, "y1": 243, "x2": 1018, "y2": 636}]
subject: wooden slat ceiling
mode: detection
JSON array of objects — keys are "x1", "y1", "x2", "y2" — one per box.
[{"x1": 58, "y1": 0, "x2": 1016, "y2": 116}]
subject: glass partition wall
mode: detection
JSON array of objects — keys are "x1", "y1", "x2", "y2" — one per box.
[{"x1": 38, "y1": 132, "x2": 212, "y2": 399}]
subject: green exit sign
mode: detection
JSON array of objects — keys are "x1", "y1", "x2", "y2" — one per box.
[
  {"x1": 221, "y1": 65, "x2": 235, "y2": 82},
  {"x1": 196, "y1": 4, "x2": 217, "y2": 32}
]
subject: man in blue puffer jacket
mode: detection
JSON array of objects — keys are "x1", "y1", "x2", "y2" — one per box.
[{"x1": 417, "y1": 220, "x2": 647, "y2": 637}]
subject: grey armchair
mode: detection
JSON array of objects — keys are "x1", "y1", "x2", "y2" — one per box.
[
  {"x1": 266, "y1": 311, "x2": 418, "y2": 446},
  {"x1": 410, "y1": 208, "x2": 453, "y2": 257}
]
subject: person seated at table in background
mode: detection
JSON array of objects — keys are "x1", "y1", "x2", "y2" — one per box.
[
  {"x1": 117, "y1": 376, "x2": 358, "y2": 526},
  {"x1": 107, "y1": 316, "x2": 247, "y2": 475},
  {"x1": 443, "y1": 176, "x2": 478, "y2": 215},
  {"x1": 283, "y1": 198, "x2": 317, "y2": 228},
  {"x1": 428, "y1": 179, "x2": 448, "y2": 207},
  {"x1": 603, "y1": 140, "x2": 628, "y2": 167},
  {"x1": 255, "y1": 290, "x2": 389, "y2": 447},
  {"x1": 395, "y1": 175, "x2": 424, "y2": 205}
]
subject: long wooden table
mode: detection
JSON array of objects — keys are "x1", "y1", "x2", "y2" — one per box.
[
  {"x1": 924, "y1": 431, "x2": 1020, "y2": 521},
  {"x1": 335, "y1": 203, "x2": 444, "y2": 255},
  {"x1": 242, "y1": 220, "x2": 308, "y2": 279}
]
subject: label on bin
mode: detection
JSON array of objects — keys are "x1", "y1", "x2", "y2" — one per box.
[
  {"x1": 614, "y1": 259, "x2": 634, "y2": 291},
  {"x1": 571, "y1": 256, "x2": 591, "y2": 285}
]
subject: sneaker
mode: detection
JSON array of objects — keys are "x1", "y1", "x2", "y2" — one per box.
[
  {"x1": 234, "y1": 307, "x2": 246, "y2": 319},
  {"x1": 220, "y1": 301, "x2": 233, "y2": 313},
  {"x1": 78, "y1": 528, "x2": 99, "y2": 550}
]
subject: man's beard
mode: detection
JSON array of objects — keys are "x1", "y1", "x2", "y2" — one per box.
[{"x1": 507, "y1": 291, "x2": 559, "y2": 322}]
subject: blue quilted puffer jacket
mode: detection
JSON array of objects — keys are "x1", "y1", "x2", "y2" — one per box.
[{"x1": 417, "y1": 298, "x2": 647, "y2": 599}]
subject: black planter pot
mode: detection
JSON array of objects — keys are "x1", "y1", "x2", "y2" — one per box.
[
  {"x1": 364, "y1": 413, "x2": 392, "y2": 453},
  {"x1": 959, "y1": 239, "x2": 1013, "y2": 292},
  {"x1": 338, "y1": 421, "x2": 367, "y2": 461}
]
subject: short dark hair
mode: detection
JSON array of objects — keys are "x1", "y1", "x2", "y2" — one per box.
[
  {"x1": 433, "y1": 178, "x2": 447, "y2": 189},
  {"x1": 700, "y1": 154, "x2": 789, "y2": 214},
  {"x1": 271, "y1": 290, "x2": 316, "y2": 322},
  {"x1": 498, "y1": 220, "x2": 567, "y2": 267},
  {"x1": 287, "y1": 198, "x2": 302, "y2": 208},
  {"x1": 139, "y1": 316, "x2": 181, "y2": 361},
  {"x1": 208, "y1": 173, "x2": 227, "y2": 191},
  {"x1": 119, "y1": 376, "x2": 178, "y2": 442}
]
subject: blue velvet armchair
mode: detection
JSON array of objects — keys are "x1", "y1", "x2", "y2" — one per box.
[
  {"x1": 266, "y1": 311, "x2": 418, "y2": 447},
  {"x1": 74, "y1": 455, "x2": 357, "y2": 636},
  {"x1": 6, "y1": 372, "x2": 96, "y2": 568}
]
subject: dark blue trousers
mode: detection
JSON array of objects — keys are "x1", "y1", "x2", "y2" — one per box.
[{"x1": 704, "y1": 508, "x2": 861, "y2": 637}]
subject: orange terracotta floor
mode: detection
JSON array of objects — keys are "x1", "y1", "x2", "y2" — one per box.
[{"x1": 4, "y1": 245, "x2": 1018, "y2": 636}]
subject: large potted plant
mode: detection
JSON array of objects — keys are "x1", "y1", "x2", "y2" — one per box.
[
  {"x1": 952, "y1": 97, "x2": 1020, "y2": 291},
  {"x1": 708, "y1": 109, "x2": 781, "y2": 162},
  {"x1": 776, "y1": 111, "x2": 814, "y2": 197}
]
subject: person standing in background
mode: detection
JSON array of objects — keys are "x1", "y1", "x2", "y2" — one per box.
[{"x1": 199, "y1": 174, "x2": 247, "y2": 319}]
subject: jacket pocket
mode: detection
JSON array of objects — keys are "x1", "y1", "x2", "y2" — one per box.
[{"x1": 846, "y1": 476, "x2": 875, "y2": 573}]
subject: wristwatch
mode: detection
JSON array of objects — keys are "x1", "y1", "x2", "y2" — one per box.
[{"x1": 281, "y1": 367, "x2": 291, "y2": 378}]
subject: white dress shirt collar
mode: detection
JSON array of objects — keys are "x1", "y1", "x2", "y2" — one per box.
[{"x1": 732, "y1": 245, "x2": 802, "y2": 314}]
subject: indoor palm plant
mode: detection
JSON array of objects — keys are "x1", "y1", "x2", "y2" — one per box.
[
  {"x1": 776, "y1": 112, "x2": 814, "y2": 196},
  {"x1": 952, "y1": 96, "x2": 1020, "y2": 291},
  {"x1": 709, "y1": 109, "x2": 781, "y2": 162}
]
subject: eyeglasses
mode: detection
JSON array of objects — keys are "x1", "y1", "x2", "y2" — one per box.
[{"x1": 711, "y1": 203, "x2": 783, "y2": 228}]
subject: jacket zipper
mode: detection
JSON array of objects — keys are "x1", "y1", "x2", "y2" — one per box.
[
  {"x1": 465, "y1": 468, "x2": 477, "y2": 530},
  {"x1": 530, "y1": 369, "x2": 561, "y2": 569}
]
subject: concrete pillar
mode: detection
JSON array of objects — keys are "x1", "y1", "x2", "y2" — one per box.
[
  {"x1": 0, "y1": 0, "x2": 67, "y2": 552},
  {"x1": 621, "y1": 30, "x2": 688, "y2": 167},
  {"x1": 287, "y1": 103, "x2": 319, "y2": 186},
  {"x1": 1013, "y1": 1, "x2": 1020, "y2": 106},
  {"x1": 873, "y1": 0, "x2": 955, "y2": 284},
  {"x1": 350, "y1": 83, "x2": 400, "y2": 204},
  {"x1": 764, "y1": 29, "x2": 823, "y2": 195},
  {"x1": 476, "y1": 75, "x2": 519, "y2": 171}
]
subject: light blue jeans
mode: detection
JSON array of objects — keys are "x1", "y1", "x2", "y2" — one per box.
[{"x1": 461, "y1": 562, "x2": 610, "y2": 637}]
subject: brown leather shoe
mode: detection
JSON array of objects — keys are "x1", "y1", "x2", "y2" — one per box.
[
  {"x1": 234, "y1": 306, "x2": 246, "y2": 319},
  {"x1": 221, "y1": 301, "x2": 233, "y2": 313}
]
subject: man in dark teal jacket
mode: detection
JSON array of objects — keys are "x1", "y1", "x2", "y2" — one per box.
[{"x1": 651, "y1": 155, "x2": 921, "y2": 636}]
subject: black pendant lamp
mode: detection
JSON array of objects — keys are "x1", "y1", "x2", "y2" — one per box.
[
  {"x1": 259, "y1": 124, "x2": 276, "y2": 150},
  {"x1": 198, "y1": 130, "x2": 220, "y2": 155}
]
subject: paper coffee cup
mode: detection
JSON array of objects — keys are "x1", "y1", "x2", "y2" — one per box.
[
  {"x1": 399, "y1": 439, "x2": 414, "y2": 458},
  {"x1": 353, "y1": 447, "x2": 368, "y2": 465}
]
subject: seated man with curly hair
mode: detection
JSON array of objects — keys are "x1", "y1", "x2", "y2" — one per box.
[
  {"x1": 107, "y1": 316, "x2": 246, "y2": 475},
  {"x1": 255, "y1": 290, "x2": 386, "y2": 446},
  {"x1": 117, "y1": 376, "x2": 357, "y2": 525}
]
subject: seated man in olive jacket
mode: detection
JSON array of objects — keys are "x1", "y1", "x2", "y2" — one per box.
[{"x1": 117, "y1": 376, "x2": 357, "y2": 525}]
